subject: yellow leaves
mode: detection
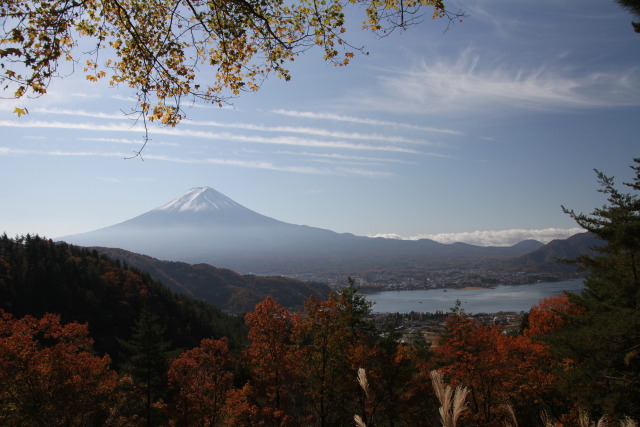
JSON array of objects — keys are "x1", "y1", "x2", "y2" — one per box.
[
  {"x1": 13, "y1": 86, "x2": 25, "y2": 98},
  {"x1": 30, "y1": 82, "x2": 45, "y2": 94},
  {"x1": 0, "y1": 0, "x2": 456, "y2": 130},
  {"x1": 13, "y1": 107, "x2": 28, "y2": 117}
]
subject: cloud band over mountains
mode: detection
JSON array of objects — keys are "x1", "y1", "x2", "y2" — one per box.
[{"x1": 371, "y1": 227, "x2": 585, "y2": 247}]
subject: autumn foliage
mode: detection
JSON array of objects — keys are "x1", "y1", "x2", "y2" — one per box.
[
  {"x1": 1, "y1": 230, "x2": 636, "y2": 425},
  {"x1": 0, "y1": 286, "x2": 634, "y2": 426},
  {"x1": 167, "y1": 338, "x2": 233, "y2": 426},
  {"x1": 435, "y1": 313, "x2": 555, "y2": 425},
  {"x1": 525, "y1": 293, "x2": 585, "y2": 337},
  {"x1": 0, "y1": 310, "x2": 119, "y2": 425}
]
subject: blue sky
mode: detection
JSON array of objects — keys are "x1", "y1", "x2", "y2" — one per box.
[{"x1": 1, "y1": 0, "x2": 639, "y2": 246}]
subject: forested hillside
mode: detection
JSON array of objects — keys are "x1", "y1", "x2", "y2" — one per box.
[
  {"x1": 0, "y1": 234, "x2": 247, "y2": 366},
  {"x1": 95, "y1": 247, "x2": 331, "y2": 312}
]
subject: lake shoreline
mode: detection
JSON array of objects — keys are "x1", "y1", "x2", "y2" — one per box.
[{"x1": 365, "y1": 279, "x2": 585, "y2": 314}]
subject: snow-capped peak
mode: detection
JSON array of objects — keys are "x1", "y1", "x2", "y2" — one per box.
[{"x1": 154, "y1": 187, "x2": 243, "y2": 213}]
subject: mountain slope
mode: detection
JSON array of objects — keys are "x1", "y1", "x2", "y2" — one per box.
[
  {"x1": 60, "y1": 187, "x2": 551, "y2": 274},
  {"x1": 499, "y1": 232, "x2": 601, "y2": 273},
  {"x1": 96, "y1": 247, "x2": 331, "y2": 312}
]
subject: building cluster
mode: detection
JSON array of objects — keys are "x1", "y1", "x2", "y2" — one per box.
[
  {"x1": 368, "y1": 311, "x2": 524, "y2": 346},
  {"x1": 288, "y1": 269, "x2": 564, "y2": 291}
]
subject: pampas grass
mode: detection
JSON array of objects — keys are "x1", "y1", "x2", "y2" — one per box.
[
  {"x1": 353, "y1": 367, "x2": 638, "y2": 427},
  {"x1": 358, "y1": 367, "x2": 370, "y2": 399},
  {"x1": 354, "y1": 368, "x2": 370, "y2": 427},
  {"x1": 542, "y1": 409, "x2": 637, "y2": 427},
  {"x1": 430, "y1": 370, "x2": 469, "y2": 427},
  {"x1": 578, "y1": 410, "x2": 609, "y2": 427},
  {"x1": 354, "y1": 414, "x2": 367, "y2": 427},
  {"x1": 501, "y1": 403, "x2": 518, "y2": 427}
]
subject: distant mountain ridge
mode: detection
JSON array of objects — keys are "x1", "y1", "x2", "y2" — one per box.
[
  {"x1": 60, "y1": 187, "x2": 572, "y2": 275},
  {"x1": 499, "y1": 232, "x2": 601, "y2": 273}
]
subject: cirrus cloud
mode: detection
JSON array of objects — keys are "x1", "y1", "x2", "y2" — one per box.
[{"x1": 353, "y1": 48, "x2": 640, "y2": 115}]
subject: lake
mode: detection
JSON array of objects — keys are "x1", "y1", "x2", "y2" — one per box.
[{"x1": 365, "y1": 279, "x2": 585, "y2": 314}]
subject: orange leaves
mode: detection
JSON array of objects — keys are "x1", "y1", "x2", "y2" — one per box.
[
  {"x1": 243, "y1": 297, "x2": 298, "y2": 412},
  {"x1": 167, "y1": 338, "x2": 233, "y2": 426},
  {"x1": 0, "y1": 310, "x2": 119, "y2": 425},
  {"x1": 435, "y1": 313, "x2": 555, "y2": 424},
  {"x1": 245, "y1": 296, "x2": 295, "y2": 354},
  {"x1": 526, "y1": 293, "x2": 585, "y2": 337},
  {"x1": 239, "y1": 291, "x2": 384, "y2": 425}
]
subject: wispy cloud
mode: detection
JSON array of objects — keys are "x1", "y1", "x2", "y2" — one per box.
[
  {"x1": 79, "y1": 137, "x2": 179, "y2": 147},
  {"x1": 143, "y1": 154, "x2": 392, "y2": 176},
  {"x1": 0, "y1": 119, "x2": 141, "y2": 133},
  {"x1": 29, "y1": 107, "x2": 130, "y2": 120},
  {"x1": 355, "y1": 49, "x2": 640, "y2": 115},
  {"x1": 0, "y1": 147, "x2": 128, "y2": 158},
  {"x1": 0, "y1": 119, "x2": 425, "y2": 154},
  {"x1": 99, "y1": 177, "x2": 123, "y2": 183},
  {"x1": 144, "y1": 153, "x2": 334, "y2": 174},
  {"x1": 3, "y1": 105, "x2": 450, "y2": 148},
  {"x1": 0, "y1": 146, "x2": 391, "y2": 177},
  {"x1": 277, "y1": 151, "x2": 418, "y2": 165},
  {"x1": 370, "y1": 227, "x2": 585, "y2": 246},
  {"x1": 336, "y1": 167, "x2": 394, "y2": 177},
  {"x1": 271, "y1": 109, "x2": 463, "y2": 135},
  {"x1": 184, "y1": 119, "x2": 443, "y2": 146}
]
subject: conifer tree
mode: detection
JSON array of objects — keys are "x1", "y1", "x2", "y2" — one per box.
[
  {"x1": 557, "y1": 158, "x2": 640, "y2": 418},
  {"x1": 120, "y1": 306, "x2": 173, "y2": 426}
]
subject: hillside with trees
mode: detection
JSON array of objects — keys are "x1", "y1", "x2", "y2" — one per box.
[
  {"x1": 95, "y1": 247, "x2": 331, "y2": 313},
  {"x1": 0, "y1": 234, "x2": 248, "y2": 366}
]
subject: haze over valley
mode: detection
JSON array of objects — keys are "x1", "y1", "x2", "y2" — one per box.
[{"x1": 60, "y1": 187, "x2": 595, "y2": 291}]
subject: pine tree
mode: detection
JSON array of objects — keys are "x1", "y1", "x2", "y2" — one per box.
[
  {"x1": 120, "y1": 306, "x2": 173, "y2": 426},
  {"x1": 557, "y1": 158, "x2": 640, "y2": 418}
]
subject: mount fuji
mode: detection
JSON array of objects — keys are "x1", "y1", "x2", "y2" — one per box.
[{"x1": 60, "y1": 187, "x2": 544, "y2": 274}]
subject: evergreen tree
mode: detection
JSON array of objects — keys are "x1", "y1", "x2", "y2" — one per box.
[
  {"x1": 336, "y1": 277, "x2": 376, "y2": 339},
  {"x1": 556, "y1": 158, "x2": 640, "y2": 418},
  {"x1": 616, "y1": 0, "x2": 640, "y2": 32},
  {"x1": 120, "y1": 306, "x2": 173, "y2": 426}
]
